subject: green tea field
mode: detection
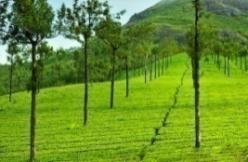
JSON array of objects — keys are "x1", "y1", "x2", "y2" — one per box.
[{"x1": 1, "y1": 54, "x2": 248, "y2": 162}]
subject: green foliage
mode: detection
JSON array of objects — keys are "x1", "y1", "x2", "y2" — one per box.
[
  {"x1": 96, "y1": 17, "x2": 123, "y2": 51},
  {"x1": 10, "y1": 0, "x2": 54, "y2": 43},
  {"x1": 57, "y1": 0, "x2": 110, "y2": 43},
  {"x1": 6, "y1": 41, "x2": 20, "y2": 64}
]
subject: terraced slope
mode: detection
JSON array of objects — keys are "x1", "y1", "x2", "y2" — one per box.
[
  {"x1": 1, "y1": 54, "x2": 248, "y2": 161},
  {"x1": 144, "y1": 60, "x2": 248, "y2": 161},
  {"x1": 0, "y1": 55, "x2": 187, "y2": 161}
]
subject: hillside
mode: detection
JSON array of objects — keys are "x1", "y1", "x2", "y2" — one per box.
[
  {"x1": 128, "y1": 0, "x2": 248, "y2": 42},
  {"x1": 1, "y1": 54, "x2": 248, "y2": 161},
  {"x1": 1, "y1": 1, "x2": 248, "y2": 162}
]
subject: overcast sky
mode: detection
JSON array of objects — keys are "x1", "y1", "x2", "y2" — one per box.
[{"x1": 0, "y1": 0, "x2": 160, "y2": 64}]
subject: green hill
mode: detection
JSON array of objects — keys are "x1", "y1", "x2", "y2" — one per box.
[
  {"x1": 1, "y1": 54, "x2": 248, "y2": 161},
  {"x1": 1, "y1": 1, "x2": 248, "y2": 161},
  {"x1": 128, "y1": 0, "x2": 248, "y2": 42}
]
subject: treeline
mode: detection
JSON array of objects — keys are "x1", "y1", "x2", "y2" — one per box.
[{"x1": 0, "y1": 37, "x2": 180, "y2": 95}]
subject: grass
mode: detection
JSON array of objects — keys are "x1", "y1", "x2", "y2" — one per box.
[{"x1": 0, "y1": 54, "x2": 248, "y2": 161}]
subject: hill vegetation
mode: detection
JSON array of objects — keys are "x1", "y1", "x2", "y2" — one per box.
[{"x1": 1, "y1": 0, "x2": 248, "y2": 161}]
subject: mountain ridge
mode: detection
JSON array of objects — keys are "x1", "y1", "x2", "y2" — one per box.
[{"x1": 127, "y1": 0, "x2": 248, "y2": 42}]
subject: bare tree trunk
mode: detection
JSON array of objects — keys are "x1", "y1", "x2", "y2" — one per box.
[
  {"x1": 166, "y1": 56, "x2": 169, "y2": 68},
  {"x1": 125, "y1": 56, "x2": 129, "y2": 97},
  {"x1": 110, "y1": 48, "x2": 116, "y2": 108},
  {"x1": 154, "y1": 54, "x2": 157, "y2": 79},
  {"x1": 224, "y1": 56, "x2": 227, "y2": 75},
  {"x1": 30, "y1": 42, "x2": 37, "y2": 162},
  {"x1": 158, "y1": 58, "x2": 161, "y2": 77},
  {"x1": 83, "y1": 37, "x2": 88, "y2": 125},
  {"x1": 193, "y1": 0, "x2": 201, "y2": 148},
  {"x1": 144, "y1": 57, "x2": 148, "y2": 84},
  {"x1": 9, "y1": 53, "x2": 13, "y2": 102},
  {"x1": 150, "y1": 57, "x2": 153, "y2": 81}
]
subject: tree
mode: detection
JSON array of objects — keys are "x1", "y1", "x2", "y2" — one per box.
[
  {"x1": 57, "y1": 0, "x2": 110, "y2": 124},
  {"x1": 6, "y1": 40, "x2": 19, "y2": 102},
  {"x1": 123, "y1": 22, "x2": 154, "y2": 96},
  {"x1": 124, "y1": 51, "x2": 130, "y2": 97},
  {"x1": 96, "y1": 15, "x2": 124, "y2": 108},
  {"x1": 158, "y1": 38, "x2": 181, "y2": 75},
  {"x1": 7, "y1": 0, "x2": 54, "y2": 161},
  {"x1": 136, "y1": 41, "x2": 154, "y2": 84},
  {"x1": 153, "y1": 46, "x2": 158, "y2": 79},
  {"x1": 193, "y1": 0, "x2": 201, "y2": 148}
]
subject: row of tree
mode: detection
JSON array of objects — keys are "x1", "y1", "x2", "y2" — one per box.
[
  {"x1": 4, "y1": 0, "x2": 244, "y2": 160},
  {"x1": 0, "y1": 0, "x2": 183, "y2": 161}
]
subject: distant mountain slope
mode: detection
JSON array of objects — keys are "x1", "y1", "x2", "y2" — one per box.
[
  {"x1": 205, "y1": 0, "x2": 248, "y2": 16},
  {"x1": 127, "y1": 0, "x2": 248, "y2": 42}
]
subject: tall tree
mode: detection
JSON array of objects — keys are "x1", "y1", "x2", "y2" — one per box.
[
  {"x1": 7, "y1": 0, "x2": 54, "y2": 161},
  {"x1": 136, "y1": 41, "x2": 154, "y2": 84},
  {"x1": 123, "y1": 22, "x2": 154, "y2": 96},
  {"x1": 193, "y1": 0, "x2": 201, "y2": 148},
  {"x1": 57, "y1": 0, "x2": 110, "y2": 124},
  {"x1": 6, "y1": 40, "x2": 19, "y2": 102},
  {"x1": 96, "y1": 16, "x2": 124, "y2": 108},
  {"x1": 153, "y1": 47, "x2": 158, "y2": 79}
]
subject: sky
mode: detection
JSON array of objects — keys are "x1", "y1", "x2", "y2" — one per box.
[{"x1": 0, "y1": 0, "x2": 161, "y2": 64}]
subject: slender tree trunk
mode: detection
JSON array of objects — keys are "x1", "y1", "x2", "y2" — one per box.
[
  {"x1": 166, "y1": 57, "x2": 169, "y2": 68},
  {"x1": 30, "y1": 42, "x2": 38, "y2": 162},
  {"x1": 154, "y1": 54, "x2": 157, "y2": 79},
  {"x1": 224, "y1": 56, "x2": 227, "y2": 75},
  {"x1": 193, "y1": 0, "x2": 201, "y2": 148},
  {"x1": 158, "y1": 58, "x2": 161, "y2": 77},
  {"x1": 9, "y1": 54, "x2": 13, "y2": 102},
  {"x1": 144, "y1": 64, "x2": 147, "y2": 84},
  {"x1": 110, "y1": 48, "x2": 116, "y2": 108},
  {"x1": 162, "y1": 57, "x2": 165, "y2": 75},
  {"x1": 144, "y1": 58, "x2": 147, "y2": 84},
  {"x1": 150, "y1": 57, "x2": 153, "y2": 81},
  {"x1": 125, "y1": 56, "x2": 129, "y2": 97},
  {"x1": 83, "y1": 37, "x2": 89, "y2": 125},
  {"x1": 227, "y1": 56, "x2": 230, "y2": 77}
]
